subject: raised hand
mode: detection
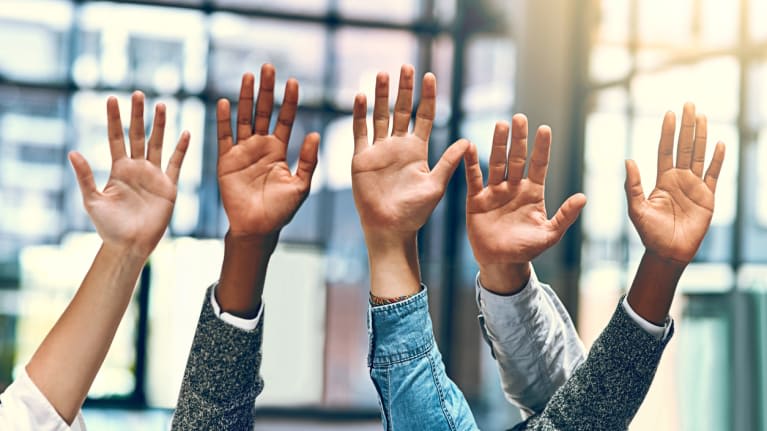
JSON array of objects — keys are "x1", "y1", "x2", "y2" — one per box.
[
  {"x1": 352, "y1": 65, "x2": 468, "y2": 241},
  {"x1": 625, "y1": 102, "x2": 725, "y2": 264},
  {"x1": 464, "y1": 115, "x2": 586, "y2": 292},
  {"x1": 68, "y1": 91, "x2": 189, "y2": 259},
  {"x1": 217, "y1": 64, "x2": 320, "y2": 239},
  {"x1": 215, "y1": 65, "x2": 320, "y2": 317}
]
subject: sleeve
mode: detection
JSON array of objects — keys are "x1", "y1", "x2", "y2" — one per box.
[
  {"x1": 523, "y1": 297, "x2": 674, "y2": 431},
  {"x1": 0, "y1": 367, "x2": 87, "y2": 431},
  {"x1": 368, "y1": 286, "x2": 479, "y2": 431},
  {"x1": 209, "y1": 284, "x2": 264, "y2": 331},
  {"x1": 475, "y1": 269, "x2": 586, "y2": 418},
  {"x1": 171, "y1": 283, "x2": 265, "y2": 431}
]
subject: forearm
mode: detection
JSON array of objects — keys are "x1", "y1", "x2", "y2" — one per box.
[
  {"x1": 26, "y1": 243, "x2": 146, "y2": 424},
  {"x1": 476, "y1": 269, "x2": 586, "y2": 417},
  {"x1": 478, "y1": 261, "x2": 531, "y2": 295},
  {"x1": 365, "y1": 232, "x2": 421, "y2": 298},
  {"x1": 626, "y1": 250, "x2": 685, "y2": 325},
  {"x1": 172, "y1": 285, "x2": 264, "y2": 430},
  {"x1": 216, "y1": 231, "x2": 277, "y2": 318}
]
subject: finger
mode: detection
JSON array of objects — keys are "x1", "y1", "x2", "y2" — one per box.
[
  {"x1": 675, "y1": 102, "x2": 696, "y2": 169},
  {"x1": 236, "y1": 72, "x2": 255, "y2": 141},
  {"x1": 624, "y1": 159, "x2": 645, "y2": 218},
  {"x1": 217, "y1": 99, "x2": 234, "y2": 156},
  {"x1": 353, "y1": 93, "x2": 369, "y2": 154},
  {"x1": 464, "y1": 141, "x2": 484, "y2": 197},
  {"x1": 391, "y1": 64, "x2": 414, "y2": 136},
  {"x1": 373, "y1": 72, "x2": 390, "y2": 141},
  {"x1": 527, "y1": 125, "x2": 552, "y2": 186},
  {"x1": 274, "y1": 78, "x2": 299, "y2": 145},
  {"x1": 106, "y1": 96, "x2": 127, "y2": 161},
  {"x1": 691, "y1": 114, "x2": 707, "y2": 178},
  {"x1": 68, "y1": 151, "x2": 99, "y2": 201},
  {"x1": 146, "y1": 103, "x2": 166, "y2": 167},
  {"x1": 656, "y1": 110, "x2": 676, "y2": 182},
  {"x1": 549, "y1": 193, "x2": 587, "y2": 236},
  {"x1": 295, "y1": 132, "x2": 320, "y2": 192},
  {"x1": 166, "y1": 131, "x2": 190, "y2": 185},
  {"x1": 413, "y1": 72, "x2": 436, "y2": 141},
  {"x1": 507, "y1": 114, "x2": 528, "y2": 184},
  {"x1": 254, "y1": 63, "x2": 276, "y2": 136},
  {"x1": 129, "y1": 91, "x2": 146, "y2": 159},
  {"x1": 704, "y1": 141, "x2": 725, "y2": 193},
  {"x1": 487, "y1": 121, "x2": 510, "y2": 186},
  {"x1": 432, "y1": 139, "x2": 470, "y2": 190}
]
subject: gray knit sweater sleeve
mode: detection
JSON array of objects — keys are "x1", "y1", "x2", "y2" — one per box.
[
  {"x1": 521, "y1": 298, "x2": 674, "y2": 431},
  {"x1": 171, "y1": 285, "x2": 264, "y2": 431}
]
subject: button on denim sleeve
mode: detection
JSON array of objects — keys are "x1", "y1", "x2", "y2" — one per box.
[
  {"x1": 368, "y1": 287, "x2": 479, "y2": 431},
  {"x1": 475, "y1": 270, "x2": 586, "y2": 418}
]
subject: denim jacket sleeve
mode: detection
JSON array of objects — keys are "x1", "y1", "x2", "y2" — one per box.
[
  {"x1": 475, "y1": 269, "x2": 586, "y2": 418},
  {"x1": 522, "y1": 298, "x2": 674, "y2": 431},
  {"x1": 368, "y1": 287, "x2": 479, "y2": 431},
  {"x1": 171, "y1": 284, "x2": 265, "y2": 431}
]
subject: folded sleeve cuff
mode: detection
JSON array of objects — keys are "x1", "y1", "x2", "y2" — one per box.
[
  {"x1": 475, "y1": 269, "x2": 544, "y2": 326},
  {"x1": 210, "y1": 282, "x2": 264, "y2": 331},
  {"x1": 367, "y1": 286, "x2": 434, "y2": 367},
  {"x1": 621, "y1": 297, "x2": 672, "y2": 341}
]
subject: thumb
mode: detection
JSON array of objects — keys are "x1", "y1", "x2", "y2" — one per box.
[
  {"x1": 624, "y1": 159, "x2": 645, "y2": 218},
  {"x1": 68, "y1": 151, "x2": 99, "y2": 202},
  {"x1": 431, "y1": 139, "x2": 470, "y2": 191},
  {"x1": 550, "y1": 193, "x2": 587, "y2": 236}
]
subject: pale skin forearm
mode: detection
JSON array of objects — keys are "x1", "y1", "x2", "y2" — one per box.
[
  {"x1": 215, "y1": 231, "x2": 277, "y2": 319},
  {"x1": 25, "y1": 243, "x2": 146, "y2": 424},
  {"x1": 626, "y1": 250, "x2": 685, "y2": 325}
]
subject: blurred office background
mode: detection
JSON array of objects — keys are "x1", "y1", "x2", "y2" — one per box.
[{"x1": 0, "y1": 0, "x2": 766, "y2": 429}]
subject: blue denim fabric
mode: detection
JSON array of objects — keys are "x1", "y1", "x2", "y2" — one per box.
[{"x1": 368, "y1": 287, "x2": 479, "y2": 431}]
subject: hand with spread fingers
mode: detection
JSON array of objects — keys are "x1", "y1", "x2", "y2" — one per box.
[
  {"x1": 214, "y1": 64, "x2": 320, "y2": 318},
  {"x1": 625, "y1": 102, "x2": 725, "y2": 324},
  {"x1": 625, "y1": 102, "x2": 725, "y2": 265},
  {"x1": 464, "y1": 115, "x2": 586, "y2": 294},
  {"x1": 351, "y1": 65, "x2": 469, "y2": 297},
  {"x1": 69, "y1": 91, "x2": 190, "y2": 259},
  {"x1": 23, "y1": 92, "x2": 189, "y2": 426},
  {"x1": 352, "y1": 65, "x2": 469, "y2": 242},
  {"x1": 217, "y1": 64, "x2": 320, "y2": 240}
]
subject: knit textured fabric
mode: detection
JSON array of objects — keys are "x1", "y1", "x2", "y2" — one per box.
[
  {"x1": 511, "y1": 298, "x2": 674, "y2": 431},
  {"x1": 171, "y1": 285, "x2": 264, "y2": 431}
]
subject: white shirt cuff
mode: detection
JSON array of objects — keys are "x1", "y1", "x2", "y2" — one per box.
[
  {"x1": 209, "y1": 283, "x2": 264, "y2": 331},
  {"x1": 0, "y1": 367, "x2": 86, "y2": 431},
  {"x1": 621, "y1": 297, "x2": 671, "y2": 340}
]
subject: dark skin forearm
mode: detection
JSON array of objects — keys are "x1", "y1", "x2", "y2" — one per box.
[
  {"x1": 216, "y1": 231, "x2": 278, "y2": 319},
  {"x1": 626, "y1": 250, "x2": 686, "y2": 325}
]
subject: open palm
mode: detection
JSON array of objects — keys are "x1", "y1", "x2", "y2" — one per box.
[
  {"x1": 465, "y1": 115, "x2": 586, "y2": 266},
  {"x1": 351, "y1": 65, "x2": 468, "y2": 238},
  {"x1": 69, "y1": 92, "x2": 189, "y2": 258},
  {"x1": 625, "y1": 103, "x2": 725, "y2": 263},
  {"x1": 217, "y1": 65, "x2": 320, "y2": 238}
]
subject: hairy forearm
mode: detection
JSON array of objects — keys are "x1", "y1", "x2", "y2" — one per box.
[
  {"x1": 216, "y1": 231, "x2": 277, "y2": 318},
  {"x1": 626, "y1": 250, "x2": 686, "y2": 325},
  {"x1": 365, "y1": 232, "x2": 421, "y2": 298},
  {"x1": 478, "y1": 261, "x2": 531, "y2": 295},
  {"x1": 26, "y1": 243, "x2": 146, "y2": 424}
]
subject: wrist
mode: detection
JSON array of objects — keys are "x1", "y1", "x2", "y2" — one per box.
[
  {"x1": 627, "y1": 249, "x2": 686, "y2": 325},
  {"x1": 478, "y1": 262, "x2": 531, "y2": 295},
  {"x1": 365, "y1": 232, "x2": 421, "y2": 299},
  {"x1": 100, "y1": 241, "x2": 150, "y2": 266},
  {"x1": 216, "y1": 230, "x2": 278, "y2": 318}
]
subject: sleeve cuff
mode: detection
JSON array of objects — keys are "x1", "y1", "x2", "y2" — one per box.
[
  {"x1": 475, "y1": 268, "x2": 543, "y2": 325},
  {"x1": 210, "y1": 282, "x2": 264, "y2": 331},
  {"x1": 621, "y1": 297, "x2": 671, "y2": 340}
]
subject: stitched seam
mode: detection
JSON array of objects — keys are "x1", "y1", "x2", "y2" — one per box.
[{"x1": 428, "y1": 351, "x2": 457, "y2": 431}]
